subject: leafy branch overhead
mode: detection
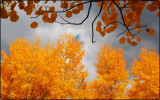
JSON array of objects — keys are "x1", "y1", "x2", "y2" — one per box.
[{"x1": 1, "y1": 0, "x2": 159, "y2": 45}]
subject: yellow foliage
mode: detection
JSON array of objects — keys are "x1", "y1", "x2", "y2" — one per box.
[
  {"x1": 127, "y1": 48, "x2": 159, "y2": 99},
  {"x1": 1, "y1": 35, "x2": 159, "y2": 99},
  {"x1": 1, "y1": 34, "x2": 88, "y2": 99},
  {"x1": 89, "y1": 44, "x2": 129, "y2": 99}
]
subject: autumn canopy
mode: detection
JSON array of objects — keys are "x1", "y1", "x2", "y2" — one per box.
[{"x1": 1, "y1": 34, "x2": 159, "y2": 99}]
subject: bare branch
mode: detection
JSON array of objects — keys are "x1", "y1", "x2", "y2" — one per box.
[
  {"x1": 57, "y1": 0, "x2": 92, "y2": 25},
  {"x1": 2, "y1": 0, "x2": 4, "y2": 8},
  {"x1": 112, "y1": 0, "x2": 133, "y2": 36},
  {"x1": 106, "y1": 1, "x2": 112, "y2": 14},
  {"x1": 121, "y1": 1, "x2": 139, "y2": 11},
  {"x1": 92, "y1": 0, "x2": 103, "y2": 43},
  {"x1": 116, "y1": 29, "x2": 127, "y2": 37},
  {"x1": 129, "y1": 25, "x2": 148, "y2": 30},
  {"x1": 127, "y1": 19, "x2": 134, "y2": 27},
  {"x1": 133, "y1": 31, "x2": 140, "y2": 36},
  {"x1": 104, "y1": 21, "x2": 124, "y2": 28},
  {"x1": 64, "y1": 1, "x2": 68, "y2": 11},
  {"x1": 116, "y1": 25, "x2": 148, "y2": 37}
]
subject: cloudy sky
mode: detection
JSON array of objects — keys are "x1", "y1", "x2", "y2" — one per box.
[{"x1": 1, "y1": 1, "x2": 159, "y2": 81}]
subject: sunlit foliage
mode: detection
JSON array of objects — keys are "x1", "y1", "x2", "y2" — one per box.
[
  {"x1": 1, "y1": 34, "x2": 88, "y2": 99},
  {"x1": 1, "y1": 34, "x2": 159, "y2": 99},
  {"x1": 89, "y1": 44, "x2": 129, "y2": 99},
  {"x1": 127, "y1": 48, "x2": 159, "y2": 99}
]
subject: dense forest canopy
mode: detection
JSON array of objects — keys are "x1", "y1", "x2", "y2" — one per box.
[{"x1": 1, "y1": 34, "x2": 159, "y2": 99}]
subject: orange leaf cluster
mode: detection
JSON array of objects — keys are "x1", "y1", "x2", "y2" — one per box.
[
  {"x1": 8, "y1": 10, "x2": 19, "y2": 22},
  {"x1": 77, "y1": 4, "x2": 84, "y2": 11},
  {"x1": 0, "y1": 8, "x2": 8, "y2": 19},
  {"x1": 119, "y1": 37, "x2": 126, "y2": 44},
  {"x1": 70, "y1": 3, "x2": 75, "y2": 8},
  {"x1": 147, "y1": 29, "x2": 155, "y2": 35},
  {"x1": 72, "y1": 9, "x2": 80, "y2": 15},
  {"x1": 49, "y1": 7, "x2": 55, "y2": 12},
  {"x1": 34, "y1": 0, "x2": 40, "y2": 4},
  {"x1": 23, "y1": 1, "x2": 35, "y2": 15},
  {"x1": 30, "y1": 22, "x2": 38, "y2": 29},
  {"x1": 18, "y1": 1, "x2": 25, "y2": 10},
  {"x1": 147, "y1": 1, "x2": 159, "y2": 12},
  {"x1": 96, "y1": 21, "x2": 102, "y2": 32},
  {"x1": 95, "y1": 1, "x2": 158, "y2": 46},
  {"x1": 136, "y1": 37, "x2": 141, "y2": 42},
  {"x1": 65, "y1": 11, "x2": 72, "y2": 18},
  {"x1": 126, "y1": 32, "x2": 131, "y2": 37}
]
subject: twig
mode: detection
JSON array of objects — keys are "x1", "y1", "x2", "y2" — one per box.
[
  {"x1": 116, "y1": 29, "x2": 127, "y2": 37},
  {"x1": 2, "y1": 0, "x2": 4, "y2": 8},
  {"x1": 30, "y1": 1, "x2": 91, "y2": 18},
  {"x1": 10, "y1": 0, "x2": 20, "y2": 10},
  {"x1": 104, "y1": 21, "x2": 124, "y2": 28},
  {"x1": 92, "y1": 0, "x2": 103, "y2": 43},
  {"x1": 58, "y1": 0, "x2": 92, "y2": 25},
  {"x1": 116, "y1": 25, "x2": 148, "y2": 37},
  {"x1": 121, "y1": 1, "x2": 139, "y2": 11},
  {"x1": 112, "y1": 0, "x2": 132, "y2": 36}
]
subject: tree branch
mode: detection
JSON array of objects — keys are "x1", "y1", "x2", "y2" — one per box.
[
  {"x1": 30, "y1": 1, "x2": 91, "y2": 18},
  {"x1": 112, "y1": 0, "x2": 133, "y2": 36},
  {"x1": 2, "y1": 0, "x2": 5, "y2": 8},
  {"x1": 55, "y1": 0, "x2": 92, "y2": 26},
  {"x1": 104, "y1": 21, "x2": 124, "y2": 28},
  {"x1": 92, "y1": 0, "x2": 103, "y2": 43},
  {"x1": 121, "y1": 1, "x2": 139, "y2": 11},
  {"x1": 116, "y1": 25, "x2": 148, "y2": 37},
  {"x1": 10, "y1": 0, "x2": 20, "y2": 10}
]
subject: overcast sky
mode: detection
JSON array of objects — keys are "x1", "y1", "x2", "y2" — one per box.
[{"x1": 1, "y1": 1, "x2": 159, "y2": 81}]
